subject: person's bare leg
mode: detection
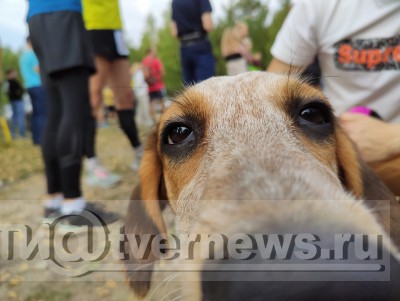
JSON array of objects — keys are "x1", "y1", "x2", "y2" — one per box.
[
  {"x1": 109, "y1": 59, "x2": 142, "y2": 169},
  {"x1": 85, "y1": 56, "x2": 121, "y2": 188},
  {"x1": 90, "y1": 56, "x2": 111, "y2": 120},
  {"x1": 160, "y1": 97, "x2": 165, "y2": 114},
  {"x1": 86, "y1": 55, "x2": 110, "y2": 159},
  {"x1": 108, "y1": 59, "x2": 134, "y2": 110},
  {"x1": 149, "y1": 99, "x2": 158, "y2": 122}
]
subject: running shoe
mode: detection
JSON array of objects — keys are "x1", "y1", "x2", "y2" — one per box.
[
  {"x1": 60, "y1": 202, "x2": 121, "y2": 227},
  {"x1": 43, "y1": 207, "x2": 61, "y2": 223},
  {"x1": 131, "y1": 145, "x2": 144, "y2": 170}
]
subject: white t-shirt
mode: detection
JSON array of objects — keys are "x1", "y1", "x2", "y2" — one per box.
[{"x1": 271, "y1": 0, "x2": 400, "y2": 122}]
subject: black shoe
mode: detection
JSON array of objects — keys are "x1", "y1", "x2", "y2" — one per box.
[{"x1": 60, "y1": 202, "x2": 121, "y2": 227}]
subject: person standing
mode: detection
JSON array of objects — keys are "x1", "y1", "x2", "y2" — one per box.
[
  {"x1": 142, "y1": 48, "x2": 166, "y2": 124},
  {"x1": 19, "y1": 36, "x2": 47, "y2": 145},
  {"x1": 82, "y1": 0, "x2": 143, "y2": 176},
  {"x1": 221, "y1": 22, "x2": 253, "y2": 76},
  {"x1": 4, "y1": 69, "x2": 26, "y2": 139},
  {"x1": 171, "y1": 0, "x2": 215, "y2": 85},
  {"x1": 28, "y1": 0, "x2": 119, "y2": 224}
]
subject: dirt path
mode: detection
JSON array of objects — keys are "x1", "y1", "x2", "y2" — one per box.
[{"x1": 0, "y1": 124, "x2": 148, "y2": 301}]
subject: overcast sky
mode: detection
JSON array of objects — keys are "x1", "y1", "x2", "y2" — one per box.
[{"x1": 0, "y1": 0, "x2": 279, "y2": 51}]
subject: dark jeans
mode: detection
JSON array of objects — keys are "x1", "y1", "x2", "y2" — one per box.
[
  {"x1": 28, "y1": 86, "x2": 47, "y2": 145},
  {"x1": 180, "y1": 39, "x2": 215, "y2": 85},
  {"x1": 10, "y1": 100, "x2": 26, "y2": 138}
]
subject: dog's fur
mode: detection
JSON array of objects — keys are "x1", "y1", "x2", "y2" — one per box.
[{"x1": 124, "y1": 72, "x2": 400, "y2": 300}]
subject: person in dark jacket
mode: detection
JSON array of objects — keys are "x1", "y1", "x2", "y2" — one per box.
[
  {"x1": 5, "y1": 69, "x2": 26, "y2": 138},
  {"x1": 171, "y1": 0, "x2": 215, "y2": 85}
]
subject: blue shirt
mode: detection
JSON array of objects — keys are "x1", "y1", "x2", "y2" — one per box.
[
  {"x1": 19, "y1": 49, "x2": 41, "y2": 88},
  {"x1": 28, "y1": 0, "x2": 82, "y2": 20},
  {"x1": 172, "y1": 0, "x2": 212, "y2": 37}
]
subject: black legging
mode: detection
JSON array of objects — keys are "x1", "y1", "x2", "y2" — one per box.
[
  {"x1": 41, "y1": 67, "x2": 91, "y2": 198},
  {"x1": 85, "y1": 108, "x2": 141, "y2": 159}
]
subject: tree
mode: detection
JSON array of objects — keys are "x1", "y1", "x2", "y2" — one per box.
[
  {"x1": 129, "y1": 14, "x2": 157, "y2": 64},
  {"x1": 156, "y1": 10, "x2": 182, "y2": 95}
]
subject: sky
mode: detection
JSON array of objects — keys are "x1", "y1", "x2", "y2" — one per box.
[{"x1": 0, "y1": 0, "x2": 279, "y2": 51}]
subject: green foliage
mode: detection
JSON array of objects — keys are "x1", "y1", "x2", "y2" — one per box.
[
  {"x1": 156, "y1": 10, "x2": 182, "y2": 96},
  {"x1": 129, "y1": 12, "x2": 183, "y2": 96},
  {"x1": 25, "y1": 287, "x2": 72, "y2": 301},
  {"x1": 0, "y1": 47, "x2": 23, "y2": 113},
  {"x1": 2, "y1": 48, "x2": 21, "y2": 75}
]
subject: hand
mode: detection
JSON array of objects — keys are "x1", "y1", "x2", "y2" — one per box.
[{"x1": 339, "y1": 113, "x2": 400, "y2": 163}]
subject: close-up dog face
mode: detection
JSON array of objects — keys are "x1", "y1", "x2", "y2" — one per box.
[{"x1": 125, "y1": 72, "x2": 400, "y2": 300}]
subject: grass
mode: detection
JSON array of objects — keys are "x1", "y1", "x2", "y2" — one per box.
[
  {"x1": 0, "y1": 138, "x2": 43, "y2": 185},
  {"x1": 24, "y1": 287, "x2": 72, "y2": 301}
]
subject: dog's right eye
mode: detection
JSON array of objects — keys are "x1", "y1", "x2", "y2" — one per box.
[{"x1": 165, "y1": 124, "x2": 194, "y2": 145}]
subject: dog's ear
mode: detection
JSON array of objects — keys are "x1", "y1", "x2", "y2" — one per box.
[
  {"x1": 335, "y1": 125, "x2": 363, "y2": 198},
  {"x1": 124, "y1": 129, "x2": 168, "y2": 297},
  {"x1": 335, "y1": 124, "x2": 394, "y2": 200},
  {"x1": 335, "y1": 125, "x2": 400, "y2": 248}
]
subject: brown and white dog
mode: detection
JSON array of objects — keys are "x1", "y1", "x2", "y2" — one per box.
[{"x1": 124, "y1": 72, "x2": 400, "y2": 301}]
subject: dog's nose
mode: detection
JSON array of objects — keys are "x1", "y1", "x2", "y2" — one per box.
[{"x1": 201, "y1": 251, "x2": 400, "y2": 301}]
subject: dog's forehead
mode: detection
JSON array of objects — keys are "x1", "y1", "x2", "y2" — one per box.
[
  {"x1": 168, "y1": 72, "x2": 328, "y2": 119},
  {"x1": 190, "y1": 72, "x2": 283, "y2": 109}
]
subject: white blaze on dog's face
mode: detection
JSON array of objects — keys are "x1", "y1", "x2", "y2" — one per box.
[{"x1": 158, "y1": 72, "x2": 358, "y2": 231}]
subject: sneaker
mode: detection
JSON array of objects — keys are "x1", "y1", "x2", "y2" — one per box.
[
  {"x1": 131, "y1": 145, "x2": 144, "y2": 170},
  {"x1": 60, "y1": 202, "x2": 121, "y2": 227},
  {"x1": 43, "y1": 207, "x2": 61, "y2": 223},
  {"x1": 86, "y1": 165, "x2": 121, "y2": 188}
]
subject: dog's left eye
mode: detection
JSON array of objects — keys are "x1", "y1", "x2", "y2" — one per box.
[
  {"x1": 166, "y1": 125, "x2": 194, "y2": 145},
  {"x1": 299, "y1": 103, "x2": 331, "y2": 125}
]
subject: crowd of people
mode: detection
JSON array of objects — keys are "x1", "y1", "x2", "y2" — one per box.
[{"x1": 0, "y1": 0, "x2": 399, "y2": 226}]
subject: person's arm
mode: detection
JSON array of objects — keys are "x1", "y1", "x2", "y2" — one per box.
[
  {"x1": 267, "y1": 57, "x2": 305, "y2": 74},
  {"x1": 199, "y1": 0, "x2": 213, "y2": 33},
  {"x1": 340, "y1": 113, "x2": 400, "y2": 163},
  {"x1": 170, "y1": 21, "x2": 178, "y2": 38},
  {"x1": 201, "y1": 12, "x2": 213, "y2": 32},
  {"x1": 268, "y1": 0, "x2": 318, "y2": 74}
]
